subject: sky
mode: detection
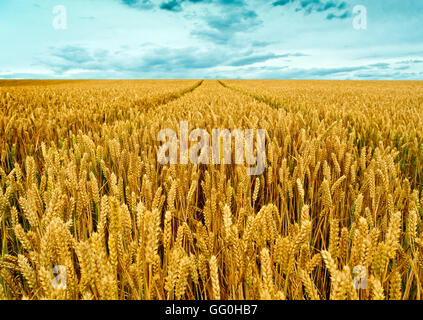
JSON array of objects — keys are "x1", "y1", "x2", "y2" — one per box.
[{"x1": 0, "y1": 0, "x2": 422, "y2": 79}]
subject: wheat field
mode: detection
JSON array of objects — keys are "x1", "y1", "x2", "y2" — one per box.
[{"x1": 0, "y1": 79, "x2": 422, "y2": 300}]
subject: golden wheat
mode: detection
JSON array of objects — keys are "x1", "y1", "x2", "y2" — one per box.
[{"x1": 0, "y1": 79, "x2": 422, "y2": 300}]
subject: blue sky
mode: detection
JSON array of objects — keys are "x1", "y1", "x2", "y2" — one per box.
[{"x1": 0, "y1": 0, "x2": 422, "y2": 79}]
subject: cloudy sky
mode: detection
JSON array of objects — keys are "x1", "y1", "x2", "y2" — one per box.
[{"x1": 1, "y1": 0, "x2": 422, "y2": 79}]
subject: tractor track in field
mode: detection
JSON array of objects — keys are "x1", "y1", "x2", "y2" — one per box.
[
  {"x1": 98, "y1": 80, "x2": 204, "y2": 126},
  {"x1": 131, "y1": 80, "x2": 203, "y2": 111},
  {"x1": 217, "y1": 79, "x2": 291, "y2": 113}
]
